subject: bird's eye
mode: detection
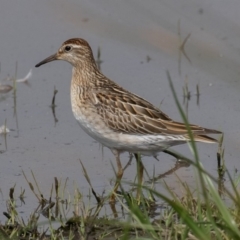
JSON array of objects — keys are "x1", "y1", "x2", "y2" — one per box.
[{"x1": 64, "y1": 46, "x2": 72, "y2": 52}]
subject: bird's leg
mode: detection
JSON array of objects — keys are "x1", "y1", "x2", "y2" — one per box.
[
  {"x1": 110, "y1": 150, "x2": 123, "y2": 202},
  {"x1": 134, "y1": 153, "x2": 144, "y2": 201}
]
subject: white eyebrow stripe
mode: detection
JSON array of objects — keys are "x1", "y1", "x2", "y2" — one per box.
[{"x1": 74, "y1": 45, "x2": 83, "y2": 49}]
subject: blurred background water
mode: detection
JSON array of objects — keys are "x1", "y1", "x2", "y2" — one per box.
[{"x1": 0, "y1": 0, "x2": 239, "y2": 221}]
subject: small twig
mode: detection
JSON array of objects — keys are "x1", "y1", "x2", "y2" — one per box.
[
  {"x1": 196, "y1": 84, "x2": 200, "y2": 106},
  {"x1": 79, "y1": 159, "x2": 101, "y2": 204},
  {"x1": 96, "y1": 47, "x2": 103, "y2": 70},
  {"x1": 22, "y1": 170, "x2": 41, "y2": 202}
]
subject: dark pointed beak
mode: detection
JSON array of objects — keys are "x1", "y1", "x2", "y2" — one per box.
[{"x1": 35, "y1": 53, "x2": 58, "y2": 67}]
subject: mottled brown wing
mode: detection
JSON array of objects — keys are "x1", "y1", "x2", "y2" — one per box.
[{"x1": 90, "y1": 87, "x2": 220, "y2": 136}]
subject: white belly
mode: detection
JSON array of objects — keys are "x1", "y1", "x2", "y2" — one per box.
[
  {"x1": 70, "y1": 87, "x2": 186, "y2": 155},
  {"x1": 72, "y1": 108, "x2": 185, "y2": 155}
]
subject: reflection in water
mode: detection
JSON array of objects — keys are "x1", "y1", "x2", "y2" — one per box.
[
  {"x1": 109, "y1": 147, "x2": 227, "y2": 219},
  {"x1": 0, "y1": 84, "x2": 13, "y2": 93},
  {"x1": 177, "y1": 20, "x2": 191, "y2": 76},
  {"x1": 0, "y1": 65, "x2": 33, "y2": 152},
  {"x1": 150, "y1": 160, "x2": 190, "y2": 183},
  {"x1": 50, "y1": 86, "x2": 58, "y2": 125},
  {"x1": 109, "y1": 150, "x2": 191, "y2": 218},
  {"x1": 182, "y1": 78, "x2": 201, "y2": 118},
  {"x1": 13, "y1": 62, "x2": 19, "y2": 137},
  {"x1": 0, "y1": 120, "x2": 9, "y2": 151}
]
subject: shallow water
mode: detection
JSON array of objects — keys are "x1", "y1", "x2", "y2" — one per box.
[{"x1": 0, "y1": 0, "x2": 239, "y2": 222}]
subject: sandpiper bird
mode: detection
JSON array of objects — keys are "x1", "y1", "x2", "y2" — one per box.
[{"x1": 35, "y1": 38, "x2": 221, "y2": 201}]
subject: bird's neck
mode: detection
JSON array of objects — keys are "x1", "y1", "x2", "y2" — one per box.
[{"x1": 71, "y1": 62, "x2": 99, "y2": 88}]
